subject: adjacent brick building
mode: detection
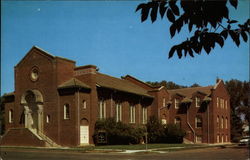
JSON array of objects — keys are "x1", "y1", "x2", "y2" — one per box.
[{"x1": 1, "y1": 46, "x2": 231, "y2": 147}]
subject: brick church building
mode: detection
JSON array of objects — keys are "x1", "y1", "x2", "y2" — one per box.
[{"x1": 1, "y1": 46, "x2": 231, "y2": 147}]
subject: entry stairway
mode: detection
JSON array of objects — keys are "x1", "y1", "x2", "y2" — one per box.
[{"x1": 0, "y1": 128, "x2": 60, "y2": 147}]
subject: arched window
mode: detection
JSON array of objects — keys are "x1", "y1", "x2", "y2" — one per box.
[
  {"x1": 64, "y1": 104, "x2": 70, "y2": 119},
  {"x1": 217, "y1": 116, "x2": 219, "y2": 128},
  {"x1": 9, "y1": 109, "x2": 13, "y2": 123},
  {"x1": 163, "y1": 98, "x2": 166, "y2": 107},
  {"x1": 98, "y1": 99, "x2": 106, "y2": 119},
  {"x1": 142, "y1": 106, "x2": 148, "y2": 124},
  {"x1": 196, "y1": 97, "x2": 201, "y2": 107},
  {"x1": 195, "y1": 116, "x2": 202, "y2": 128},
  {"x1": 46, "y1": 115, "x2": 50, "y2": 123},
  {"x1": 129, "y1": 104, "x2": 136, "y2": 123},
  {"x1": 175, "y1": 117, "x2": 181, "y2": 128},
  {"x1": 82, "y1": 100, "x2": 87, "y2": 109},
  {"x1": 221, "y1": 117, "x2": 224, "y2": 129},
  {"x1": 175, "y1": 99, "x2": 180, "y2": 109},
  {"x1": 116, "y1": 102, "x2": 122, "y2": 122}
]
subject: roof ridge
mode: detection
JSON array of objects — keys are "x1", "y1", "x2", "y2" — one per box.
[{"x1": 169, "y1": 85, "x2": 213, "y2": 91}]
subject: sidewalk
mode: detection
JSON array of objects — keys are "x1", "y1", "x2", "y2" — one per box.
[{"x1": 0, "y1": 143, "x2": 237, "y2": 154}]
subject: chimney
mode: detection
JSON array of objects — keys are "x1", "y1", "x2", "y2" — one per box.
[{"x1": 74, "y1": 65, "x2": 98, "y2": 76}]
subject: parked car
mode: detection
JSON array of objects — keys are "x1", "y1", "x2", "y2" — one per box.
[{"x1": 239, "y1": 136, "x2": 250, "y2": 146}]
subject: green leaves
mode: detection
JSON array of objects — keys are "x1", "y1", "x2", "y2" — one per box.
[
  {"x1": 229, "y1": 0, "x2": 238, "y2": 9},
  {"x1": 136, "y1": 0, "x2": 249, "y2": 59},
  {"x1": 167, "y1": 9, "x2": 175, "y2": 22}
]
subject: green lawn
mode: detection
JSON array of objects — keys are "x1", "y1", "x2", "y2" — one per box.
[{"x1": 93, "y1": 143, "x2": 204, "y2": 150}]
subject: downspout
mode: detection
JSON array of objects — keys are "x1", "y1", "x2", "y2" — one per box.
[
  {"x1": 186, "y1": 104, "x2": 196, "y2": 143},
  {"x1": 77, "y1": 88, "x2": 80, "y2": 145}
]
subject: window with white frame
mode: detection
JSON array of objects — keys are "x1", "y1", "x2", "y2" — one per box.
[
  {"x1": 175, "y1": 117, "x2": 181, "y2": 128},
  {"x1": 129, "y1": 105, "x2": 136, "y2": 123},
  {"x1": 221, "y1": 117, "x2": 224, "y2": 129},
  {"x1": 196, "y1": 97, "x2": 201, "y2": 107},
  {"x1": 163, "y1": 98, "x2": 166, "y2": 107},
  {"x1": 142, "y1": 106, "x2": 147, "y2": 124},
  {"x1": 220, "y1": 98, "x2": 223, "y2": 108},
  {"x1": 99, "y1": 99, "x2": 106, "y2": 119},
  {"x1": 64, "y1": 104, "x2": 70, "y2": 119},
  {"x1": 175, "y1": 99, "x2": 180, "y2": 109},
  {"x1": 9, "y1": 109, "x2": 13, "y2": 123},
  {"x1": 217, "y1": 97, "x2": 219, "y2": 107},
  {"x1": 195, "y1": 116, "x2": 202, "y2": 128},
  {"x1": 225, "y1": 100, "x2": 227, "y2": 109},
  {"x1": 46, "y1": 115, "x2": 50, "y2": 123},
  {"x1": 217, "y1": 135, "x2": 220, "y2": 143},
  {"x1": 82, "y1": 100, "x2": 87, "y2": 109},
  {"x1": 116, "y1": 102, "x2": 122, "y2": 122}
]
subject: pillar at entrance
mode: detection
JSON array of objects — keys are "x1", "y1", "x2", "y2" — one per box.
[{"x1": 37, "y1": 104, "x2": 43, "y2": 134}]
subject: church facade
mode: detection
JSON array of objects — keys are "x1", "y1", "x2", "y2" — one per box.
[{"x1": 1, "y1": 46, "x2": 231, "y2": 147}]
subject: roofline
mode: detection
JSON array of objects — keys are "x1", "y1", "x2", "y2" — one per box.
[
  {"x1": 96, "y1": 83, "x2": 154, "y2": 99},
  {"x1": 16, "y1": 46, "x2": 75, "y2": 67},
  {"x1": 15, "y1": 46, "x2": 55, "y2": 68},
  {"x1": 169, "y1": 85, "x2": 213, "y2": 92},
  {"x1": 55, "y1": 56, "x2": 75, "y2": 63},
  {"x1": 122, "y1": 75, "x2": 160, "y2": 89},
  {"x1": 75, "y1": 65, "x2": 97, "y2": 70}
]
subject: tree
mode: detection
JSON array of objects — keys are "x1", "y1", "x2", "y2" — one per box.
[
  {"x1": 146, "y1": 80, "x2": 187, "y2": 89},
  {"x1": 225, "y1": 79, "x2": 249, "y2": 141},
  {"x1": 136, "y1": 0, "x2": 250, "y2": 59}
]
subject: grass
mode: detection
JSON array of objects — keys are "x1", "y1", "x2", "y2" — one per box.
[
  {"x1": 1, "y1": 143, "x2": 223, "y2": 152},
  {"x1": 93, "y1": 143, "x2": 204, "y2": 150}
]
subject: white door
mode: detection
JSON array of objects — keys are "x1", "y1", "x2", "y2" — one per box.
[{"x1": 80, "y1": 126, "x2": 89, "y2": 144}]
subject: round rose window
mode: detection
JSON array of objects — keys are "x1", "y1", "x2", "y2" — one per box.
[{"x1": 31, "y1": 68, "x2": 39, "y2": 81}]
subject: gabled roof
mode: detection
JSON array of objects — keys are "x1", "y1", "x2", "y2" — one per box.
[
  {"x1": 16, "y1": 46, "x2": 75, "y2": 67},
  {"x1": 168, "y1": 86, "x2": 213, "y2": 98},
  {"x1": 96, "y1": 73, "x2": 153, "y2": 98},
  {"x1": 58, "y1": 78, "x2": 90, "y2": 89}
]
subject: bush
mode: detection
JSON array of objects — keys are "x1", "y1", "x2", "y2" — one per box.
[
  {"x1": 163, "y1": 124, "x2": 186, "y2": 143},
  {"x1": 93, "y1": 118, "x2": 145, "y2": 145},
  {"x1": 146, "y1": 116, "x2": 186, "y2": 143}
]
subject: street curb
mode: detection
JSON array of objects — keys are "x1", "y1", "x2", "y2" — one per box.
[{"x1": 0, "y1": 143, "x2": 237, "y2": 154}]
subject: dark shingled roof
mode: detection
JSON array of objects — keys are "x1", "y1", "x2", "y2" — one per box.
[
  {"x1": 96, "y1": 73, "x2": 153, "y2": 98},
  {"x1": 58, "y1": 78, "x2": 90, "y2": 89},
  {"x1": 168, "y1": 86, "x2": 213, "y2": 98}
]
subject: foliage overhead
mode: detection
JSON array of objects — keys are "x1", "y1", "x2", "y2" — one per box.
[{"x1": 136, "y1": 0, "x2": 250, "y2": 58}]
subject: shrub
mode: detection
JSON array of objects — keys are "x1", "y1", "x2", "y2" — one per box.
[
  {"x1": 146, "y1": 116, "x2": 186, "y2": 143},
  {"x1": 93, "y1": 118, "x2": 145, "y2": 145}
]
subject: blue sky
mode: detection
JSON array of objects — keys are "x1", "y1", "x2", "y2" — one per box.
[{"x1": 1, "y1": 0, "x2": 249, "y2": 95}]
